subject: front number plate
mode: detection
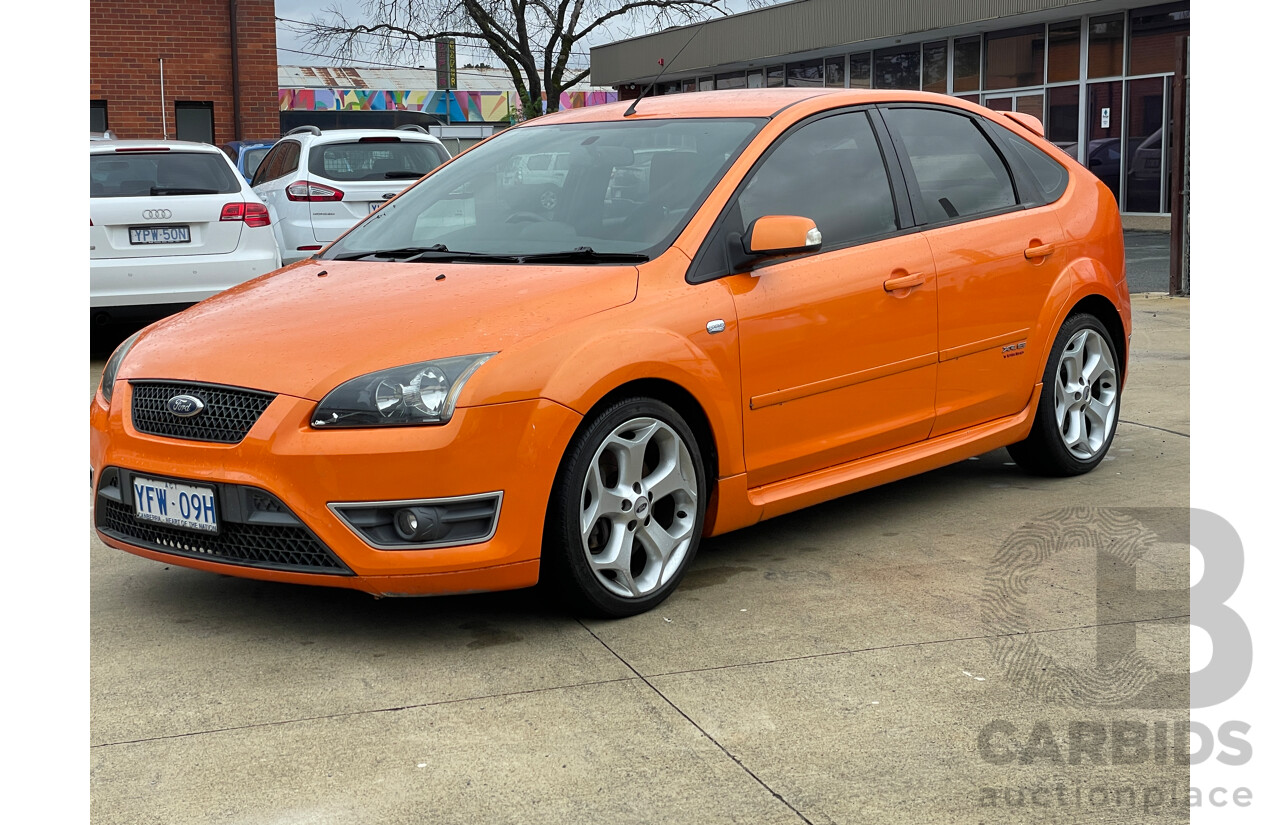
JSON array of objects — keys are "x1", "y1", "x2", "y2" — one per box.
[
  {"x1": 132, "y1": 475, "x2": 218, "y2": 533},
  {"x1": 129, "y1": 225, "x2": 191, "y2": 244}
]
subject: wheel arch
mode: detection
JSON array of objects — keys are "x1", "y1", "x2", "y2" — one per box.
[{"x1": 1067, "y1": 293, "x2": 1128, "y2": 382}]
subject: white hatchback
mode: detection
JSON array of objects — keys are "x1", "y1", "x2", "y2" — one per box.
[
  {"x1": 90, "y1": 140, "x2": 282, "y2": 322},
  {"x1": 251, "y1": 126, "x2": 451, "y2": 265}
]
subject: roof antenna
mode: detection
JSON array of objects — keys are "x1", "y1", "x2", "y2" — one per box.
[{"x1": 624, "y1": 23, "x2": 705, "y2": 117}]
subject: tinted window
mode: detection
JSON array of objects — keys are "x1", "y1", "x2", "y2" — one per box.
[
  {"x1": 309, "y1": 140, "x2": 448, "y2": 182},
  {"x1": 738, "y1": 111, "x2": 897, "y2": 249},
  {"x1": 884, "y1": 108, "x2": 1016, "y2": 222},
  {"x1": 252, "y1": 141, "x2": 292, "y2": 185},
  {"x1": 1001, "y1": 130, "x2": 1070, "y2": 202},
  {"x1": 90, "y1": 152, "x2": 240, "y2": 198},
  {"x1": 242, "y1": 147, "x2": 271, "y2": 179}
]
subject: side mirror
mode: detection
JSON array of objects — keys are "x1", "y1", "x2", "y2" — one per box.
[{"x1": 743, "y1": 215, "x2": 822, "y2": 256}]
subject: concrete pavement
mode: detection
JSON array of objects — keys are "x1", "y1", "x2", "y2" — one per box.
[{"x1": 90, "y1": 294, "x2": 1190, "y2": 824}]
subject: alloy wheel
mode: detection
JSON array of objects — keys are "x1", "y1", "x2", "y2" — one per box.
[
  {"x1": 1053, "y1": 328, "x2": 1119, "y2": 460},
  {"x1": 578, "y1": 417, "x2": 698, "y2": 599}
]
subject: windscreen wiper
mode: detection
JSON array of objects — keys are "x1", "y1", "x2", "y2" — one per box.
[
  {"x1": 330, "y1": 245, "x2": 519, "y2": 263},
  {"x1": 514, "y1": 247, "x2": 650, "y2": 264},
  {"x1": 381, "y1": 171, "x2": 424, "y2": 179}
]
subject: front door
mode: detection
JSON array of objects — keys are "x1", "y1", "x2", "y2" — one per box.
[{"x1": 712, "y1": 110, "x2": 939, "y2": 487}]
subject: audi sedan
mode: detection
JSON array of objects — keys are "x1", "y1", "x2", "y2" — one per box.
[
  {"x1": 90, "y1": 139, "x2": 281, "y2": 324},
  {"x1": 91, "y1": 89, "x2": 1130, "y2": 617}
]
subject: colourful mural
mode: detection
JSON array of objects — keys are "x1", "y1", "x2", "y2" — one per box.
[{"x1": 279, "y1": 88, "x2": 618, "y2": 124}]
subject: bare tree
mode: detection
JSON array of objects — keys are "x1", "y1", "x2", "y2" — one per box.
[{"x1": 294, "y1": 1, "x2": 765, "y2": 119}]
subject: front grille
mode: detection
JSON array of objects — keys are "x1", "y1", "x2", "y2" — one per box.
[
  {"x1": 130, "y1": 381, "x2": 276, "y2": 444},
  {"x1": 95, "y1": 468, "x2": 352, "y2": 575}
]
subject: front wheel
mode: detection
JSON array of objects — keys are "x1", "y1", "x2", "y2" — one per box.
[
  {"x1": 1008, "y1": 313, "x2": 1122, "y2": 476},
  {"x1": 543, "y1": 398, "x2": 706, "y2": 617}
]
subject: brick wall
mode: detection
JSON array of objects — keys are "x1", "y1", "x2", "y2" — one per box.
[{"x1": 89, "y1": 0, "x2": 278, "y2": 142}]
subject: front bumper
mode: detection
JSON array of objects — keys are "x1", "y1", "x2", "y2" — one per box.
[{"x1": 90, "y1": 382, "x2": 582, "y2": 596}]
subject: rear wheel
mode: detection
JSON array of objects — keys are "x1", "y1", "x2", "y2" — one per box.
[
  {"x1": 543, "y1": 398, "x2": 706, "y2": 617},
  {"x1": 1008, "y1": 313, "x2": 1121, "y2": 476}
]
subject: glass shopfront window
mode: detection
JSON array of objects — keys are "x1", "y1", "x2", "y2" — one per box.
[
  {"x1": 849, "y1": 53, "x2": 871, "y2": 89},
  {"x1": 984, "y1": 25, "x2": 1045, "y2": 90},
  {"x1": 922, "y1": 41, "x2": 948, "y2": 93},
  {"x1": 766, "y1": 65, "x2": 785, "y2": 88},
  {"x1": 1086, "y1": 81, "x2": 1123, "y2": 202},
  {"x1": 953, "y1": 36, "x2": 981, "y2": 92},
  {"x1": 747, "y1": 70, "x2": 764, "y2": 89},
  {"x1": 874, "y1": 44, "x2": 920, "y2": 90},
  {"x1": 1124, "y1": 77, "x2": 1165, "y2": 213},
  {"x1": 1088, "y1": 14, "x2": 1125, "y2": 78},
  {"x1": 1047, "y1": 21, "x2": 1080, "y2": 83},
  {"x1": 1129, "y1": 2, "x2": 1190, "y2": 75},
  {"x1": 716, "y1": 72, "x2": 746, "y2": 90},
  {"x1": 825, "y1": 57, "x2": 846, "y2": 88},
  {"x1": 786, "y1": 59, "x2": 824, "y2": 87},
  {"x1": 1046, "y1": 85, "x2": 1080, "y2": 154}
]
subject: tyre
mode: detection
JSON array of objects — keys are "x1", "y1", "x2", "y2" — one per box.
[
  {"x1": 543, "y1": 397, "x2": 706, "y2": 617},
  {"x1": 1008, "y1": 313, "x2": 1121, "y2": 476}
]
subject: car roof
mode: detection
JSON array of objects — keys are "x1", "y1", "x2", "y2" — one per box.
[
  {"x1": 286, "y1": 128, "x2": 447, "y2": 147},
  {"x1": 90, "y1": 139, "x2": 224, "y2": 154},
  {"x1": 529, "y1": 88, "x2": 992, "y2": 125}
]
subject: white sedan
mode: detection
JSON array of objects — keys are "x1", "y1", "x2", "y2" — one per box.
[{"x1": 90, "y1": 139, "x2": 282, "y2": 323}]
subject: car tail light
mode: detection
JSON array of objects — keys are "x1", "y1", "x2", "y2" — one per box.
[
  {"x1": 114, "y1": 146, "x2": 171, "y2": 153},
  {"x1": 286, "y1": 181, "x2": 344, "y2": 202},
  {"x1": 358, "y1": 137, "x2": 400, "y2": 143},
  {"x1": 221, "y1": 202, "x2": 272, "y2": 228}
]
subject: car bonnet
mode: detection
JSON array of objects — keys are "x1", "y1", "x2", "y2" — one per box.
[{"x1": 116, "y1": 260, "x2": 639, "y2": 400}]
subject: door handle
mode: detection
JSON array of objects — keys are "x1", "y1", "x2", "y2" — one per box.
[
  {"x1": 1024, "y1": 242, "x2": 1056, "y2": 260},
  {"x1": 883, "y1": 272, "x2": 925, "y2": 292}
]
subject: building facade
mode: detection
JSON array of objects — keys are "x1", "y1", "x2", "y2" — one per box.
[
  {"x1": 591, "y1": 0, "x2": 1188, "y2": 219},
  {"x1": 89, "y1": 0, "x2": 279, "y2": 143}
]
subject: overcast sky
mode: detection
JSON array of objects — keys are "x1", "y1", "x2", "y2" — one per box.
[{"x1": 274, "y1": 0, "x2": 764, "y2": 72}]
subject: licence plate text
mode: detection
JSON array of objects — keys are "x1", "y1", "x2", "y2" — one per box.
[
  {"x1": 129, "y1": 225, "x2": 191, "y2": 244},
  {"x1": 132, "y1": 476, "x2": 218, "y2": 533}
]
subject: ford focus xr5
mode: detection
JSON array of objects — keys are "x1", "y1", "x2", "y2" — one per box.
[{"x1": 90, "y1": 89, "x2": 1130, "y2": 617}]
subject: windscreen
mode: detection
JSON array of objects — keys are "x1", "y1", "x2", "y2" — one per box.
[{"x1": 322, "y1": 118, "x2": 764, "y2": 261}]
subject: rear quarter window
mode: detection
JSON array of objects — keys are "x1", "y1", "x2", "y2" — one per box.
[
  {"x1": 90, "y1": 152, "x2": 241, "y2": 198},
  {"x1": 1000, "y1": 130, "x2": 1070, "y2": 202}
]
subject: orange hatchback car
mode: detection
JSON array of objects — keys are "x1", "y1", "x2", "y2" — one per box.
[{"x1": 91, "y1": 89, "x2": 1130, "y2": 617}]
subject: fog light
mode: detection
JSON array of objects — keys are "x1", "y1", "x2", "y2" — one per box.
[{"x1": 393, "y1": 506, "x2": 443, "y2": 543}]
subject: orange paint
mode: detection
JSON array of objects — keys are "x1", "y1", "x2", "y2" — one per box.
[{"x1": 91, "y1": 89, "x2": 1130, "y2": 598}]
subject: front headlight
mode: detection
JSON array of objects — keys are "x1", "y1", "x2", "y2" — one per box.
[
  {"x1": 311, "y1": 354, "x2": 495, "y2": 428},
  {"x1": 99, "y1": 331, "x2": 141, "y2": 405}
]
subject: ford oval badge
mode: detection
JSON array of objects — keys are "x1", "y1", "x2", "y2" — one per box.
[{"x1": 166, "y1": 394, "x2": 205, "y2": 417}]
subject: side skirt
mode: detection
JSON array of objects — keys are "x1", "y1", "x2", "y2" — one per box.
[{"x1": 706, "y1": 384, "x2": 1042, "y2": 533}]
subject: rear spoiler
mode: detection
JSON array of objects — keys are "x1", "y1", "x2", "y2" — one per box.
[{"x1": 1000, "y1": 111, "x2": 1045, "y2": 137}]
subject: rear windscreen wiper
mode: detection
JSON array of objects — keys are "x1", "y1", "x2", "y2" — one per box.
[
  {"x1": 381, "y1": 171, "x2": 424, "y2": 180},
  {"x1": 514, "y1": 247, "x2": 650, "y2": 264},
  {"x1": 150, "y1": 187, "x2": 220, "y2": 195}
]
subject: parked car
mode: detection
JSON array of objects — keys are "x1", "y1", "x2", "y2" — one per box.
[
  {"x1": 91, "y1": 89, "x2": 1130, "y2": 617},
  {"x1": 250, "y1": 125, "x2": 450, "y2": 264},
  {"x1": 90, "y1": 139, "x2": 282, "y2": 324},
  {"x1": 220, "y1": 139, "x2": 277, "y2": 182},
  {"x1": 498, "y1": 151, "x2": 571, "y2": 212}
]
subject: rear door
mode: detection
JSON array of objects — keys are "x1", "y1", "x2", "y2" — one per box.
[
  {"x1": 90, "y1": 149, "x2": 246, "y2": 260},
  {"x1": 307, "y1": 137, "x2": 450, "y2": 242},
  {"x1": 880, "y1": 105, "x2": 1067, "y2": 436}
]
